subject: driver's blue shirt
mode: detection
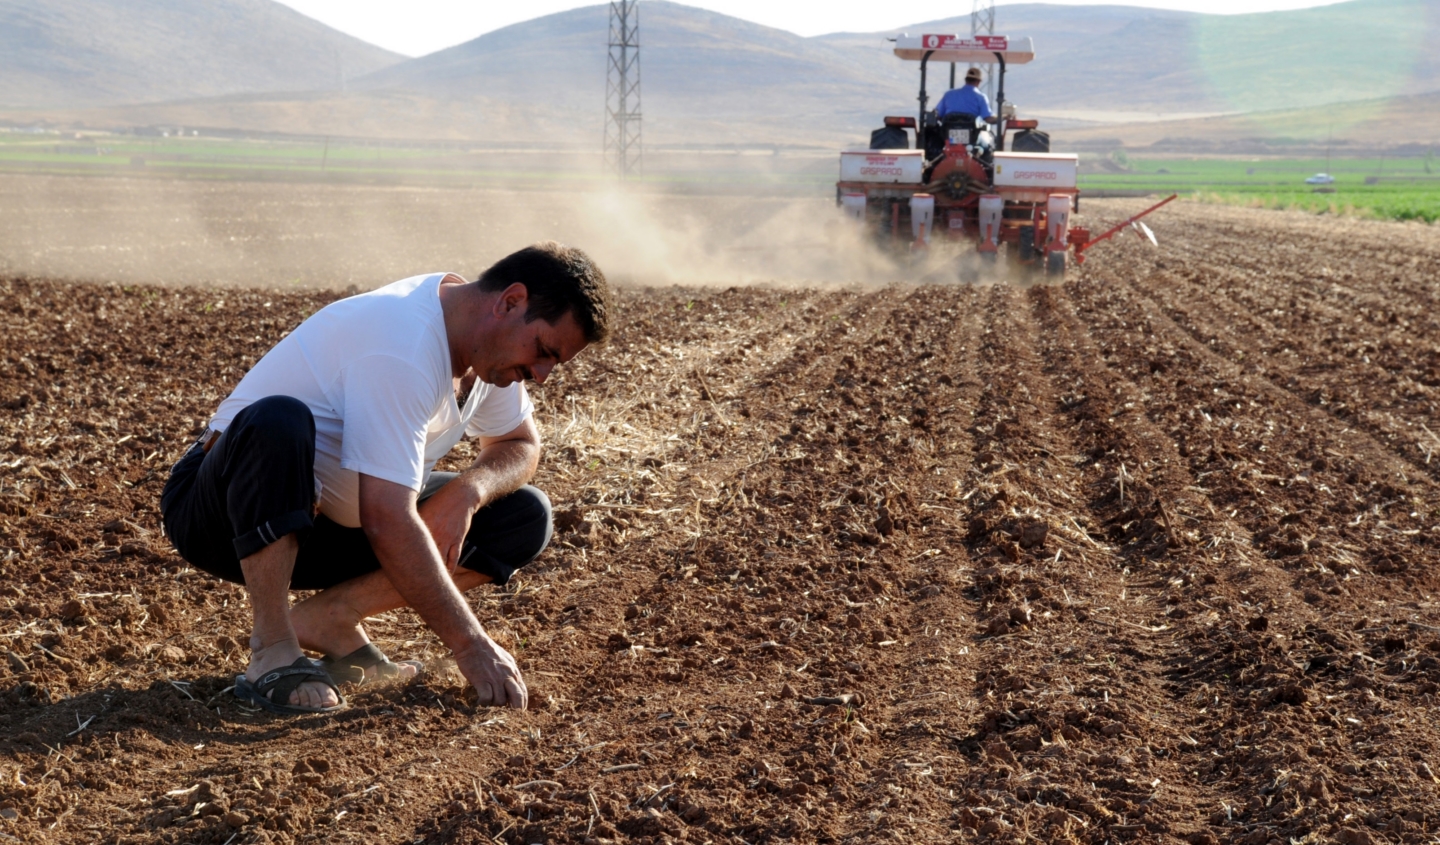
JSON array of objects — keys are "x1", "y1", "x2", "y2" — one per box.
[{"x1": 936, "y1": 84, "x2": 992, "y2": 119}]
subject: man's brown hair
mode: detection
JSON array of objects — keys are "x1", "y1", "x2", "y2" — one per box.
[{"x1": 477, "y1": 242, "x2": 612, "y2": 345}]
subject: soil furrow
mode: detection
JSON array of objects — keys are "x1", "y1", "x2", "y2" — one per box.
[
  {"x1": 1154, "y1": 208, "x2": 1440, "y2": 318},
  {"x1": 525, "y1": 286, "x2": 993, "y2": 842},
  {"x1": 1130, "y1": 255, "x2": 1440, "y2": 482},
  {"x1": 909, "y1": 283, "x2": 1204, "y2": 841},
  {"x1": 1068, "y1": 270, "x2": 1440, "y2": 844},
  {"x1": 1037, "y1": 277, "x2": 1358, "y2": 840},
  {"x1": 1076, "y1": 272, "x2": 1440, "y2": 601},
  {"x1": 1028, "y1": 281, "x2": 1294, "y2": 838},
  {"x1": 1131, "y1": 271, "x2": 1440, "y2": 511}
]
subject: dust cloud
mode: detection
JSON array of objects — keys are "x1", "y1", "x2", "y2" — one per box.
[{"x1": 0, "y1": 174, "x2": 932, "y2": 291}]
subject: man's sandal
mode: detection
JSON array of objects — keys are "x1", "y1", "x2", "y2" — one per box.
[
  {"x1": 321, "y1": 643, "x2": 424, "y2": 686},
  {"x1": 233, "y1": 656, "x2": 347, "y2": 715}
]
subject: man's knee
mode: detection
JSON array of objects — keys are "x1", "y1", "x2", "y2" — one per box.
[
  {"x1": 212, "y1": 396, "x2": 318, "y2": 562},
  {"x1": 508, "y1": 485, "x2": 554, "y2": 561},
  {"x1": 460, "y1": 485, "x2": 553, "y2": 585},
  {"x1": 229, "y1": 395, "x2": 314, "y2": 445}
]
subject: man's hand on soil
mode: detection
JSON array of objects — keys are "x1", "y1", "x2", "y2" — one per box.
[{"x1": 456, "y1": 635, "x2": 527, "y2": 709}]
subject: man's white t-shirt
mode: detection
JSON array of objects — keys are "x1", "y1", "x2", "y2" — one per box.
[{"x1": 209, "y1": 273, "x2": 533, "y2": 528}]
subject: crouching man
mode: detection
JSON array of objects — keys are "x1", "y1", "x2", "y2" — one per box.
[{"x1": 159, "y1": 243, "x2": 610, "y2": 714}]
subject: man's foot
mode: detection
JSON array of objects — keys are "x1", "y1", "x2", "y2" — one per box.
[
  {"x1": 245, "y1": 640, "x2": 341, "y2": 710},
  {"x1": 322, "y1": 644, "x2": 425, "y2": 686},
  {"x1": 290, "y1": 593, "x2": 420, "y2": 684}
]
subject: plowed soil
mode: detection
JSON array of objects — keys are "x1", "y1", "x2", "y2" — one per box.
[{"x1": 3, "y1": 202, "x2": 1440, "y2": 845}]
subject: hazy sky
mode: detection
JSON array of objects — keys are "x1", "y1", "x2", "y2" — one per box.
[{"x1": 276, "y1": 0, "x2": 1348, "y2": 57}]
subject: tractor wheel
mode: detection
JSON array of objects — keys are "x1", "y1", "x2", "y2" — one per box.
[
  {"x1": 1045, "y1": 250, "x2": 1066, "y2": 278},
  {"x1": 1018, "y1": 226, "x2": 1037, "y2": 263}
]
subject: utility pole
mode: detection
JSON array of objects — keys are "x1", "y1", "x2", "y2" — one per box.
[
  {"x1": 971, "y1": 0, "x2": 996, "y2": 104},
  {"x1": 604, "y1": 1, "x2": 642, "y2": 180}
]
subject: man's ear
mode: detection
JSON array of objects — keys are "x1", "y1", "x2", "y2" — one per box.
[{"x1": 495, "y1": 282, "x2": 529, "y2": 317}]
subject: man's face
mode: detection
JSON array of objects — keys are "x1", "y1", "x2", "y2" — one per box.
[{"x1": 479, "y1": 290, "x2": 589, "y2": 388}]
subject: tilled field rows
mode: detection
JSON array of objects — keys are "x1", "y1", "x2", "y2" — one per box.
[{"x1": 4, "y1": 204, "x2": 1440, "y2": 844}]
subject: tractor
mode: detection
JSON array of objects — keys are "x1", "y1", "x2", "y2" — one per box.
[{"x1": 836, "y1": 34, "x2": 1174, "y2": 278}]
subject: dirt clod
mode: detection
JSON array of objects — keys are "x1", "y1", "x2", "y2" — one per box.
[
  {"x1": 156, "y1": 645, "x2": 187, "y2": 664},
  {"x1": 1018, "y1": 521, "x2": 1049, "y2": 549},
  {"x1": 57, "y1": 599, "x2": 87, "y2": 620}
]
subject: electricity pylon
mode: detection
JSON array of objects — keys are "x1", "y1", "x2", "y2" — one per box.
[{"x1": 604, "y1": 1, "x2": 642, "y2": 180}]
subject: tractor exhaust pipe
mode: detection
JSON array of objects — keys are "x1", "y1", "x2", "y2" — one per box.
[{"x1": 917, "y1": 50, "x2": 934, "y2": 133}]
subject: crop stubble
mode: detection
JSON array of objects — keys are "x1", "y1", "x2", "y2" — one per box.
[{"x1": 2, "y1": 202, "x2": 1440, "y2": 843}]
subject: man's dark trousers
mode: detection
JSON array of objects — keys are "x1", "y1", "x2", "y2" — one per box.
[{"x1": 160, "y1": 395, "x2": 552, "y2": 590}]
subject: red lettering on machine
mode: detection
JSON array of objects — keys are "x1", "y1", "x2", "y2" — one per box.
[{"x1": 921, "y1": 34, "x2": 1008, "y2": 50}]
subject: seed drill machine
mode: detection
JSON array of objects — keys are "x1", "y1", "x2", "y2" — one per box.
[{"x1": 836, "y1": 34, "x2": 1174, "y2": 277}]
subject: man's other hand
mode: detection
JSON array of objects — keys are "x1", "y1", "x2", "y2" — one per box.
[
  {"x1": 421, "y1": 417, "x2": 542, "y2": 571},
  {"x1": 419, "y1": 483, "x2": 477, "y2": 571},
  {"x1": 456, "y1": 635, "x2": 528, "y2": 709}
]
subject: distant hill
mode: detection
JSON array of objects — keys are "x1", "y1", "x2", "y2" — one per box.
[
  {"x1": 0, "y1": 0, "x2": 402, "y2": 109},
  {"x1": 352, "y1": 1, "x2": 902, "y2": 145},
  {"x1": 817, "y1": 5, "x2": 1208, "y2": 115},
  {"x1": 0, "y1": 0, "x2": 1435, "y2": 150},
  {"x1": 820, "y1": 0, "x2": 1440, "y2": 115},
  {"x1": 349, "y1": 0, "x2": 1440, "y2": 144}
]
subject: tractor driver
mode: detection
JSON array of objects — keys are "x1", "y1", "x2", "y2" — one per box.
[{"x1": 936, "y1": 67, "x2": 993, "y2": 123}]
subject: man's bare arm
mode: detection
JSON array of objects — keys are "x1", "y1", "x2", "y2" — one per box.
[
  {"x1": 359, "y1": 475, "x2": 527, "y2": 708},
  {"x1": 421, "y1": 416, "x2": 541, "y2": 570},
  {"x1": 458, "y1": 415, "x2": 541, "y2": 507}
]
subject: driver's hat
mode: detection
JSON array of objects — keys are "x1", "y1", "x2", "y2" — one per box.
[{"x1": 964, "y1": 67, "x2": 983, "y2": 83}]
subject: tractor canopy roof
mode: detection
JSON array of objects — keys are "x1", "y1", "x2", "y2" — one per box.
[{"x1": 893, "y1": 34, "x2": 1035, "y2": 64}]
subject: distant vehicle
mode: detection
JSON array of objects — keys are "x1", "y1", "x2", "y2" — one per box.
[
  {"x1": 835, "y1": 33, "x2": 1174, "y2": 278},
  {"x1": 1305, "y1": 173, "x2": 1335, "y2": 185}
]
